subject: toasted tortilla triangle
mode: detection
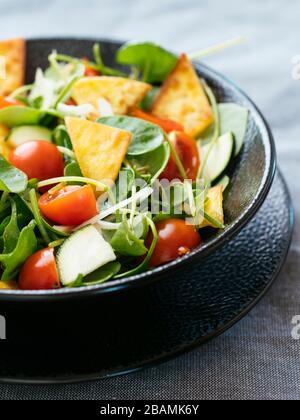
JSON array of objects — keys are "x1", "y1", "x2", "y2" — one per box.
[
  {"x1": 151, "y1": 54, "x2": 214, "y2": 138},
  {"x1": 0, "y1": 124, "x2": 10, "y2": 158},
  {"x1": 200, "y1": 186, "x2": 224, "y2": 228},
  {"x1": 65, "y1": 117, "x2": 132, "y2": 183},
  {"x1": 72, "y1": 76, "x2": 152, "y2": 116},
  {"x1": 0, "y1": 38, "x2": 25, "y2": 96}
]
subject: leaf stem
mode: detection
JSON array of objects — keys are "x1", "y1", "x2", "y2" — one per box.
[
  {"x1": 29, "y1": 189, "x2": 51, "y2": 245},
  {"x1": 167, "y1": 133, "x2": 188, "y2": 180},
  {"x1": 188, "y1": 36, "x2": 246, "y2": 61},
  {"x1": 198, "y1": 82, "x2": 220, "y2": 180}
]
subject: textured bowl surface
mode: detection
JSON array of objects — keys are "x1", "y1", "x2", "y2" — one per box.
[{"x1": 0, "y1": 38, "x2": 276, "y2": 300}]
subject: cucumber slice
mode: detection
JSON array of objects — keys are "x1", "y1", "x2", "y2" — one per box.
[
  {"x1": 217, "y1": 175, "x2": 230, "y2": 192},
  {"x1": 57, "y1": 225, "x2": 116, "y2": 286},
  {"x1": 201, "y1": 133, "x2": 234, "y2": 182},
  {"x1": 7, "y1": 126, "x2": 52, "y2": 148}
]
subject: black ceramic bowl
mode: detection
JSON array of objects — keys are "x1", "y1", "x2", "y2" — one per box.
[
  {"x1": 0, "y1": 37, "x2": 276, "y2": 302},
  {"x1": 0, "y1": 38, "x2": 277, "y2": 382}
]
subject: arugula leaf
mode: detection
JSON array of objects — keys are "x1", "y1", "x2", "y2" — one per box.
[
  {"x1": 0, "y1": 220, "x2": 37, "y2": 280},
  {"x1": 99, "y1": 116, "x2": 165, "y2": 156},
  {"x1": 116, "y1": 42, "x2": 177, "y2": 83},
  {"x1": 127, "y1": 142, "x2": 170, "y2": 182},
  {"x1": 3, "y1": 200, "x2": 20, "y2": 254},
  {"x1": 110, "y1": 220, "x2": 148, "y2": 257},
  {"x1": 0, "y1": 156, "x2": 28, "y2": 193},
  {"x1": 0, "y1": 106, "x2": 41, "y2": 127}
]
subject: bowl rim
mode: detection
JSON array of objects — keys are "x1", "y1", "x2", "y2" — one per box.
[{"x1": 0, "y1": 37, "x2": 277, "y2": 302}]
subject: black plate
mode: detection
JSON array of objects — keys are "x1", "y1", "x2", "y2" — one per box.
[
  {"x1": 0, "y1": 170, "x2": 293, "y2": 383},
  {"x1": 0, "y1": 37, "x2": 276, "y2": 301}
]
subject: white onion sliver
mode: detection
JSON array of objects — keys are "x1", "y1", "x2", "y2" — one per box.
[
  {"x1": 98, "y1": 98, "x2": 114, "y2": 117},
  {"x1": 78, "y1": 187, "x2": 153, "y2": 229}
]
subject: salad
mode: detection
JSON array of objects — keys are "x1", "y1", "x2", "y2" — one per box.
[{"x1": 0, "y1": 38, "x2": 248, "y2": 291}]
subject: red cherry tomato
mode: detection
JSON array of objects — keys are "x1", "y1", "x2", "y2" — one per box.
[
  {"x1": 160, "y1": 132, "x2": 200, "y2": 181},
  {"x1": 19, "y1": 248, "x2": 60, "y2": 290},
  {"x1": 9, "y1": 141, "x2": 64, "y2": 181},
  {"x1": 39, "y1": 185, "x2": 98, "y2": 226},
  {"x1": 132, "y1": 109, "x2": 184, "y2": 133},
  {"x1": 65, "y1": 98, "x2": 77, "y2": 106},
  {"x1": 82, "y1": 58, "x2": 100, "y2": 77},
  {"x1": 146, "y1": 219, "x2": 202, "y2": 267},
  {"x1": 0, "y1": 95, "x2": 24, "y2": 109}
]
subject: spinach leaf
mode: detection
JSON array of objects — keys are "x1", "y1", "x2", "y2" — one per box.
[
  {"x1": 200, "y1": 103, "x2": 248, "y2": 157},
  {"x1": 0, "y1": 156, "x2": 28, "y2": 193},
  {"x1": 114, "y1": 218, "x2": 158, "y2": 279},
  {"x1": 116, "y1": 42, "x2": 177, "y2": 83},
  {"x1": 218, "y1": 103, "x2": 249, "y2": 156},
  {"x1": 98, "y1": 116, "x2": 165, "y2": 156},
  {"x1": 0, "y1": 220, "x2": 37, "y2": 280},
  {"x1": 141, "y1": 87, "x2": 160, "y2": 111},
  {"x1": 127, "y1": 142, "x2": 170, "y2": 182},
  {"x1": 110, "y1": 220, "x2": 148, "y2": 257},
  {"x1": 0, "y1": 106, "x2": 42, "y2": 127},
  {"x1": 53, "y1": 125, "x2": 73, "y2": 149},
  {"x1": 64, "y1": 161, "x2": 83, "y2": 177},
  {"x1": 81, "y1": 262, "x2": 121, "y2": 286},
  {"x1": 3, "y1": 200, "x2": 20, "y2": 254}
]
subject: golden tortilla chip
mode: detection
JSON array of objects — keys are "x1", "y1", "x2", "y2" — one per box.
[
  {"x1": 0, "y1": 124, "x2": 10, "y2": 158},
  {"x1": 72, "y1": 76, "x2": 152, "y2": 115},
  {"x1": 151, "y1": 54, "x2": 213, "y2": 138},
  {"x1": 200, "y1": 186, "x2": 224, "y2": 228},
  {"x1": 0, "y1": 38, "x2": 25, "y2": 96},
  {"x1": 0, "y1": 280, "x2": 18, "y2": 290},
  {"x1": 65, "y1": 117, "x2": 132, "y2": 183}
]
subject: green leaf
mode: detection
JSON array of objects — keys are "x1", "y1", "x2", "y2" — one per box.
[
  {"x1": 200, "y1": 103, "x2": 248, "y2": 156},
  {"x1": 0, "y1": 106, "x2": 42, "y2": 127},
  {"x1": 52, "y1": 125, "x2": 73, "y2": 149},
  {"x1": 116, "y1": 42, "x2": 177, "y2": 83},
  {"x1": 141, "y1": 87, "x2": 160, "y2": 111},
  {"x1": 0, "y1": 220, "x2": 37, "y2": 280},
  {"x1": 64, "y1": 161, "x2": 83, "y2": 177},
  {"x1": 218, "y1": 103, "x2": 249, "y2": 156},
  {"x1": 110, "y1": 220, "x2": 148, "y2": 257},
  {"x1": 81, "y1": 262, "x2": 121, "y2": 286},
  {"x1": 98, "y1": 116, "x2": 165, "y2": 156},
  {"x1": 3, "y1": 200, "x2": 20, "y2": 254},
  {"x1": 0, "y1": 156, "x2": 28, "y2": 193},
  {"x1": 127, "y1": 142, "x2": 170, "y2": 181}
]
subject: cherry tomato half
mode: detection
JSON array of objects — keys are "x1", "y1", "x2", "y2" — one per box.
[
  {"x1": 0, "y1": 95, "x2": 24, "y2": 109},
  {"x1": 19, "y1": 248, "x2": 60, "y2": 290},
  {"x1": 160, "y1": 132, "x2": 200, "y2": 181},
  {"x1": 146, "y1": 219, "x2": 202, "y2": 267},
  {"x1": 132, "y1": 109, "x2": 184, "y2": 133},
  {"x1": 39, "y1": 185, "x2": 98, "y2": 226},
  {"x1": 82, "y1": 58, "x2": 100, "y2": 77},
  {"x1": 9, "y1": 141, "x2": 64, "y2": 182}
]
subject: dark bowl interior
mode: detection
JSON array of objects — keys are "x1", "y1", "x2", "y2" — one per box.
[{"x1": 0, "y1": 38, "x2": 276, "y2": 300}]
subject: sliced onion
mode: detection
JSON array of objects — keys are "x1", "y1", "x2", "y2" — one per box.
[{"x1": 78, "y1": 187, "x2": 153, "y2": 229}]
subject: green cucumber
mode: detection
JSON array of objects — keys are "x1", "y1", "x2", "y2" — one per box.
[
  {"x1": 7, "y1": 126, "x2": 52, "y2": 148},
  {"x1": 201, "y1": 132, "x2": 234, "y2": 182},
  {"x1": 57, "y1": 225, "x2": 116, "y2": 286}
]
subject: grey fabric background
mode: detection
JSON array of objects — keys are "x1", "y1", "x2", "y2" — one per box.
[{"x1": 0, "y1": 0, "x2": 299, "y2": 400}]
